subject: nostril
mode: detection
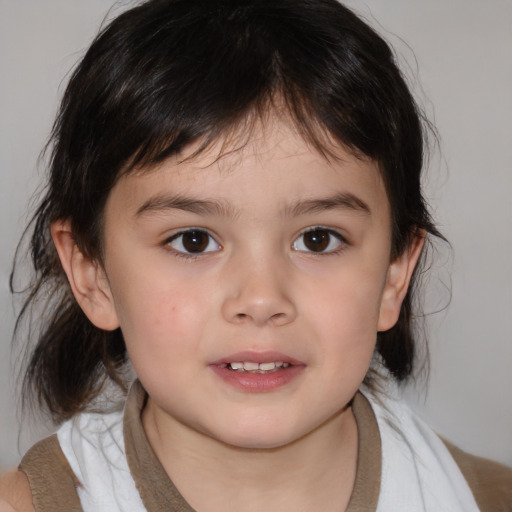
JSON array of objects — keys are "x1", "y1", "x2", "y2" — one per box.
[
  {"x1": 222, "y1": 293, "x2": 297, "y2": 326},
  {"x1": 269, "y1": 312, "x2": 291, "y2": 326}
]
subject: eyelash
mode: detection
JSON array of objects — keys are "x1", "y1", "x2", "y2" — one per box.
[
  {"x1": 292, "y1": 227, "x2": 347, "y2": 255},
  {"x1": 164, "y1": 229, "x2": 221, "y2": 260},
  {"x1": 164, "y1": 226, "x2": 348, "y2": 259}
]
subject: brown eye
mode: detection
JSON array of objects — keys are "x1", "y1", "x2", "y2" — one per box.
[
  {"x1": 303, "y1": 229, "x2": 329, "y2": 252},
  {"x1": 182, "y1": 230, "x2": 209, "y2": 252},
  {"x1": 168, "y1": 229, "x2": 220, "y2": 254},
  {"x1": 292, "y1": 228, "x2": 344, "y2": 253}
]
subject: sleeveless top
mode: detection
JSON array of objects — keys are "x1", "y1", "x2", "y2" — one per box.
[{"x1": 20, "y1": 381, "x2": 512, "y2": 511}]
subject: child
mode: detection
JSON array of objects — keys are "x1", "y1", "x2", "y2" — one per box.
[{"x1": 1, "y1": 0, "x2": 511, "y2": 510}]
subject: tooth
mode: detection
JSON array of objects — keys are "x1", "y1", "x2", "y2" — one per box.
[
  {"x1": 259, "y1": 362, "x2": 276, "y2": 371},
  {"x1": 243, "y1": 362, "x2": 259, "y2": 371},
  {"x1": 230, "y1": 362, "x2": 244, "y2": 370},
  {"x1": 282, "y1": 363, "x2": 290, "y2": 368},
  {"x1": 275, "y1": 362, "x2": 283, "y2": 368}
]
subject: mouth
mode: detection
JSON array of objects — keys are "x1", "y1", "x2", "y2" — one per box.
[
  {"x1": 209, "y1": 352, "x2": 304, "y2": 392},
  {"x1": 221, "y1": 361, "x2": 291, "y2": 373}
]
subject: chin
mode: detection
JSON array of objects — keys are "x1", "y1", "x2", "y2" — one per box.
[
  {"x1": 207, "y1": 421, "x2": 304, "y2": 451},
  {"x1": 223, "y1": 433, "x2": 297, "y2": 451}
]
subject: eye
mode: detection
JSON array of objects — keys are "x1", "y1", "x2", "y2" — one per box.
[
  {"x1": 167, "y1": 229, "x2": 221, "y2": 255},
  {"x1": 292, "y1": 228, "x2": 345, "y2": 253}
]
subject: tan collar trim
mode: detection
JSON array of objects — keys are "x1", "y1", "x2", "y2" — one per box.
[
  {"x1": 124, "y1": 381, "x2": 382, "y2": 512},
  {"x1": 124, "y1": 380, "x2": 194, "y2": 511},
  {"x1": 346, "y1": 391, "x2": 382, "y2": 512}
]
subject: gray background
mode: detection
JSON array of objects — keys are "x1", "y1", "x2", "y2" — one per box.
[{"x1": 1, "y1": 0, "x2": 511, "y2": 469}]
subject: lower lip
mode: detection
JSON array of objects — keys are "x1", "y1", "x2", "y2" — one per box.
[{"x1": 209, "y1": 365, "x2": 305, "y2": 392}]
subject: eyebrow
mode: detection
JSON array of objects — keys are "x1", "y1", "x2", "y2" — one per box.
[
  {"x1": 135, "y1": 191, "x2": 371, "y2": 218},
  {"x1": 136, "y1": 194, "x2": 238, "y2": 218},
  {"x1": 284, "y1": 192, "x2": 371, "y2": 217}
]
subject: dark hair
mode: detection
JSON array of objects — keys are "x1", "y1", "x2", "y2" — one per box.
[{"x1": 13, "y1": 0, "x2": 442, "y2": 422}]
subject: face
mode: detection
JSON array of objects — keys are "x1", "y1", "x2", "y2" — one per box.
[{"x1": 92, "y1": 119, "x2": 415, "y2": 450}]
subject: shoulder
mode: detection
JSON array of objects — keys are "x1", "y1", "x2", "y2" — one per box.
[
  {"x1": 443, "y1": 438, "x2": 512, "y2": 511},
  {"x1": 18, "y1": 434, "x2": 82, "y2": 512},
  {"x1": 0, "y1": 470, "x2": 34, "y2": 512}
]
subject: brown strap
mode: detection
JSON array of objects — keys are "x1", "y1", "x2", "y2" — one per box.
[
  {"x1": 346, "y1": 392, "x2": 381, "y2": 512},
  {"x1": 124, "y1": 380, "x2": 195, "y2": 511},
  {"x1": 443, "y1": 438, "x2": 512, "y2": 511},
  {"x1": 19, "y1": 434, "x2": 82, "y2": 512}
]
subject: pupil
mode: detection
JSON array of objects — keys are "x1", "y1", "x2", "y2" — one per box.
[
  {"x1": 304, "y1": 230, "x2": 329, "y2": 252},
  {"x1": 182, "y1": 231, "x2": 208, "y2": 252}
]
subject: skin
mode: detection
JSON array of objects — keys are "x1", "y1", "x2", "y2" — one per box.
[
  {"x1": 0, "y1": 118, "x2": 423, "y2": 511},
  {"x1": 0, "y1": 471, "x2": 33, "y2": 512}
]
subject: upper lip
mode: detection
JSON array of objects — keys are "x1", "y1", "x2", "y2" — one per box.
[{"x1": 210, "y1": 350, "x2": 304, "y2": 366}]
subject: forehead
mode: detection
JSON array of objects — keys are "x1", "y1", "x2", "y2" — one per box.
[{"x1": 109, "y1": 118, "x2": 389, "y2": 221}]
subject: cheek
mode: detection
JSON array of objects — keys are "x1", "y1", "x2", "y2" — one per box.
[
  {"x1": 119, "y1": 288, "x2": 204, "y2": 388},
  {"x1": 107, "y1": 261, "x2": 216, "y2": 360},
  {"x1": 298, "y1": 259, "x2": 387, "y2": 386},
  {"x1": 301, "y1": 265, "x2": 386, "y2": 335}
]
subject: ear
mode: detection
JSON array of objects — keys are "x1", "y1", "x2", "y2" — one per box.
[
  {"x1": 51, "y1": 220, "x2": 120, "y2": 331},
  {"x1": 377, "y1": 231, "x2": 425, "y2": 332}
]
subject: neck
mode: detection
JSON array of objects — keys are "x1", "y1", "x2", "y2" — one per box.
[{"x1": 142, "y1": 401, "x2": 358, "y2": 512}]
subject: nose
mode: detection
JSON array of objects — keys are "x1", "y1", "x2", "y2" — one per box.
[{"x1": 221, "y1": 256, "x2": 297, "y2": 327}]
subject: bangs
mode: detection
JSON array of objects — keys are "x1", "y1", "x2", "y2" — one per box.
[
  {"x1": 73, "y1": 0, "x2": 407, "y2": 178},
  {"x1": 127, "y1": 93, "x2": 359, "y2": 177}
]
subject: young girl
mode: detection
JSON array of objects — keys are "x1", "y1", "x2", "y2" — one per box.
[{"x1": 1, "y1": 0, "x2": 511, "y2": 510}]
